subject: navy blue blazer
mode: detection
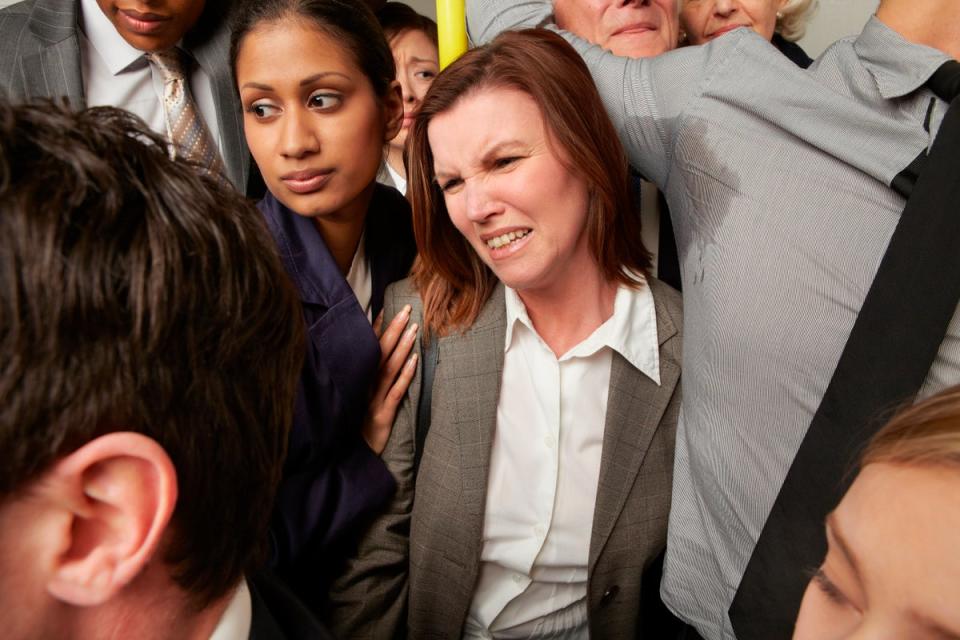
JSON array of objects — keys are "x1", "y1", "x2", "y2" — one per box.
[{"x1": 259, "y1": 184, "x2": 417, "y2": 607}]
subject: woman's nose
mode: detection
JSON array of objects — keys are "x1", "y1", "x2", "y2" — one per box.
[{"x1": 279, "y1": 108, "x2": 320, "y2": 159}]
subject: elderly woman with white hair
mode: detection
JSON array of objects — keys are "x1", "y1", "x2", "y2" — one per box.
[{"x1": 680, "y1": 0, "x2": 817, "y2": 67}]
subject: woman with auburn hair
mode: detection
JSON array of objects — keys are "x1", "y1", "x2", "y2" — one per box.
[
  {"x1": 794, "y1": 385, "x2": 960, "y2": 638},
  {"x1": 329, "y1": 29, "x2": 682, "y2": 639},
  {"x1": 680, "y1": 0, "x2": 817, "y2": 67}
]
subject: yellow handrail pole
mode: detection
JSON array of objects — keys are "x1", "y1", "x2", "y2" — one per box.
[{"x1": 436, "y1": 0, "x2": 468, "y2": 69}]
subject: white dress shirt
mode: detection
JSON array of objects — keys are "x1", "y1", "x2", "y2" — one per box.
[
  {"x1": 385, "y1": 162, "x2": 407, "y2": 196},
  {"x1": 345, "y1": 230, "x2": 373, "y2": 323},
  {"x1": 208, "y1": 580, "x2": 252, "y2": 640},
  {"x1": 79, "y1": 0, "x2": 222, "y2": 152},
  {"x1": 464, "y1": 279, "x2": 660, "y2": 639}
]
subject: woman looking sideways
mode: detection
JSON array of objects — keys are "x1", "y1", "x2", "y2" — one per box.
[
  {"x1": 230, "y1": 0, "x2": 418, "y2": 609},
  {"x1": 375, "y1": 2, "x2": 440, "y2": 195},
  {"x1": 329, "y1": 29, "x2": 682, "y2": 639}
]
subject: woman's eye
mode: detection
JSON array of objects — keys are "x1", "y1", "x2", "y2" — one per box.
[
  {"x1": 308, "y1": 92, "x2": 342, "y2": 110},
  {"x1": 813, "y1": 568, "x2": 853, "y2": 608},
  {"x1": 247, "y1": 102, "x2": 280, "y2": 119},
  {"x1": 493, "y1": 156, "x2": 521, "y2": 169},
  {"x1": 438, "y1": 178, "x2": 463, "y2": 194},
  {"x1": 415, "y1": 70, "x2": 436, "y2": 81}
]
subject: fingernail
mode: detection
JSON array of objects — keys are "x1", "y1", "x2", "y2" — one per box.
[
  {"x1": 402, "y1": 304, "x2": 412, "y2": 317},
  {"x1": 407, "y1": 353, "x2": 419, "y2": 367},
  {"x1": 406, "y1": 323, "x2": 419, "y2": 338}
]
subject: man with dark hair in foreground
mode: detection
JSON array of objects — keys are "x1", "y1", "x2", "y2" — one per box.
[{"x1": 0, "y1": 100, "x2": 328, "y2": 640}]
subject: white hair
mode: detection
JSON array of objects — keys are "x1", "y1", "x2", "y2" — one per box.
[{"x1": 776, "y1": 0, "x2": 818, "y2": 41}]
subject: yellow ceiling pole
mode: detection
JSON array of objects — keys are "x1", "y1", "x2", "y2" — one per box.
[{"x1": 436, "y1": 0, "x2": 468, "y2": 69}]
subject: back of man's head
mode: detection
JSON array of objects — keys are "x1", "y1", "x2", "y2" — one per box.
[{"x1": 0, "y1": 100, "x2": 304, "y2": 636}]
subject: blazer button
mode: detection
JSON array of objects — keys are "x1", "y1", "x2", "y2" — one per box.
[{"x1": 600, "y1": 585, "x2": 620, "y2": 607}]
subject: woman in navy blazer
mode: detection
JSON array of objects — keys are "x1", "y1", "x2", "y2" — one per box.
[{"x1": 231, "y1": 0, "x2": 418, "y2": 609}]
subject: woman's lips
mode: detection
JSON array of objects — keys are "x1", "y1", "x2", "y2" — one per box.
[
  {"x1": 117, "y1": 9, "x2": 171, "y2": 35},
  {"x1": 708, "y1": 23, "x2": 750, "y2": 39},
  {"x1": 280, "y1": 169, "x2": 334, "y2": 194}
]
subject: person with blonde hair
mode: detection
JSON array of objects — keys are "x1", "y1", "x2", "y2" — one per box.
[
  {"x1": 680, "y1": 0, "x2": 817, "y2": 67},
  {"x1": 794, "y1": 384, "x2": 960, "y2": 637}
]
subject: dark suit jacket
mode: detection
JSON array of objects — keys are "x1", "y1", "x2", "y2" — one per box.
[
  {"x1": 0, "y1": 0, "x2": 251, "y2": 191},
  {"x1": 259, "y1": 185, "x2": 417, "y2": 611},
  {"x1": 249, "y1": 572, "x2": 335, "y2": 640},
  {"x1": 328, "y1": 277, "x2": 683, "y2": 639}
]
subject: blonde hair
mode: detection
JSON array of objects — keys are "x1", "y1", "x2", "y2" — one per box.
[
  {"x1": 863, "y1": 385, "x2": 960, "y2": 469},
  {"x1": 776, "y1": 0, "x2": 818, "y2": 42}
]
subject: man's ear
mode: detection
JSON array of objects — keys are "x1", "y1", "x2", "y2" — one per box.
[
  {"x1": 383, "y1": 80, "x2": 404, "y2": 143},
  {"x1": 45, "y1": 433, "x2": 177, "y2": 607}
]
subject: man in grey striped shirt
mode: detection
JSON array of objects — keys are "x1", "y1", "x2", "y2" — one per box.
[{"x1": 468, "y1": 1, "x2": 960, "y2": 637}]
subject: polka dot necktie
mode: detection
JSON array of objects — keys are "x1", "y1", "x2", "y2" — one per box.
[{"x1": 146, "y1": 48, "x2": 226, "y2": 182}]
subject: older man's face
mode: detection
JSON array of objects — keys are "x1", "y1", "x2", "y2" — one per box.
[{"x1": 555, "y1": 0, "x2": 680, "y2": 58}]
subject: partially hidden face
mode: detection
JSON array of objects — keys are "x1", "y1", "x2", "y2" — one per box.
[
  {"x1": 554, "y1": 0, "x2": 680, "y2": 58},
  {"x1": 95, "y1": 0, "x2": 206, "y2": 52},
  {"x1": 793, "y1": 462, "x2": 960, "y2": 639},
  {"x1": 428, "y1": 87, "x2": 593, "y2": 294},
  {"x1": 236, "y1": 19, "x2": 396, "y2": 219},
  {"x1": 389, "y1": 29, "x2": 439, "y2": 151},
  {"x1": 680, "y1": 0, "x2": 786, "y2": 45}
]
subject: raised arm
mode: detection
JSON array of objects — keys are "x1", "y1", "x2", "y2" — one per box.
[{"x1": 467, "y1": 0, "x2": 705, "y2": 188}]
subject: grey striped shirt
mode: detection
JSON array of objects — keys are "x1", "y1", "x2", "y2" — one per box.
[{"x1": 467, "y1": 4, "x2": 957, "y2": 638}]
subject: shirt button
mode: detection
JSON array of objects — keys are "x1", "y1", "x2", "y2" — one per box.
[
  {"x1": 512, "y1": 573, "x2": 524, "y2": 585},
  {"x1": 534, "y1": 524, "x2": 545, "y2": 537},
  {"x1": 544, "y1": 435, "x2": 555, "y2": 449}
]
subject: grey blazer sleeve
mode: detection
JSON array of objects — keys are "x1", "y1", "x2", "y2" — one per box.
[{"x1": 326, "y1": 278, "x2": 423, "y2": 639}]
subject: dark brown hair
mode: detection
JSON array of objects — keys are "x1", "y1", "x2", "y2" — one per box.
[
  {"x1": 230, "y1": 0, "x2": 396, "y2": 100},
  {"x1": 376, "y1": 1, "x2": 438, "y2": 47},
  {"x1": 407, "y1": 29, "x2": 650, "y2": 335},
  {"x1": 0, "y1": 101, "x2": 305, "y2": 607}
]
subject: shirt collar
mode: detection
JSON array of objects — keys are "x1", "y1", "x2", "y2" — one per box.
[
  {"x1": 854, "y1": 16, "x2": 953, "y2": 100},
  {"x1": 80, "y1": 0, "x2": 148, "y2": 74},
  {"x1": 504, "y1": 276, "x2": 661, "y2": 385},
  {"x1": 208, "y1": 580, "x2": 252, "y2": 640},
  {"x1": 385, "y1": 162, "x2": 407, "y2": 195}
]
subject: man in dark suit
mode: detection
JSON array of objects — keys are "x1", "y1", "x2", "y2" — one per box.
[
  {"x1": 0, "y1": 0, "x2": 252, "y2": 191},
  {"x1": 0, "y1": 99, "x2": 330, "y2": 640}
]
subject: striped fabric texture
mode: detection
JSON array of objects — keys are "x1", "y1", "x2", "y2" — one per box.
[{"x1": 468, "y1": 3, "x2": 959, "y2": 638}]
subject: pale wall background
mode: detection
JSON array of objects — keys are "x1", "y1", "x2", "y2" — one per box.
[{"x1": 0, "y1": 0, "x2": 880, "y2": 58}]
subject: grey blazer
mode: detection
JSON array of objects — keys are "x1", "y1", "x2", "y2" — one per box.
[
  {"x1": 329, "y1": 277, "x2": 683, "y2": 639},
  {"x1": 0, "y1": 0, "x2": 250, "y2": 191}
]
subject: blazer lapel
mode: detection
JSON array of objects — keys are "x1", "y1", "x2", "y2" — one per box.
[
  {"x1": 439, "y1": 283, "x2": 506, "y2": 595},
  {"x1": 186, "y1": 0, "x2": 248, "y2": 190},
  {"x1": 22, "y1": 0, "x2": 84, "y2": 106},
  {"x1": 589, "y1": 286, "x2": 680, "y2": 570}
]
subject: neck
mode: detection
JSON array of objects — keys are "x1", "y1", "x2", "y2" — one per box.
[
  {"x1": 73, "y1": 568, "x2": 236, "y2": 640},
  {"x1": 518, "y1": 258, "x2": 617, "y2": 358},
  {"x1": 385, "y1": 144, "x2": 406, "y2": 182},
  {"x1": 876, "y1": 0, "x2": 960, "y2": 59},
  {"x1": 313, "y1": 183, "x2": 374, "y2": 275}
]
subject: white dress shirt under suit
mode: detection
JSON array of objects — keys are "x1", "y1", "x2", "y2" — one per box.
[
  {"x1": 465, "y1": 280, "x2": 660, "y2": 639},
  {"x1": 79, "y1": 0, "x2": 222, "y2": 155}
]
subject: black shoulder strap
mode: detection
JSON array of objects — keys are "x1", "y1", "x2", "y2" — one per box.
[
  {"x1": 731, "y1": 92, "x2": 960, "y2": 636},
  {"x1": 413, "y1": 334, "x2": 438, "y2": 477}
]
